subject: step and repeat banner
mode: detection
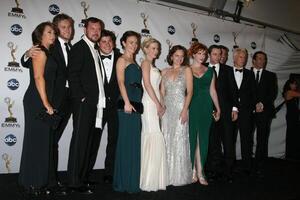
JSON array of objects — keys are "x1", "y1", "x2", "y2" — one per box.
[{"x1": 1, "y1": 0, "x2": 299, "y2": 173}]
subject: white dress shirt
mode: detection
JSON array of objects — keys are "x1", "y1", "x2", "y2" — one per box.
[
  {"x1": 233, "y1": 67, "x2": 243, "y2": 89},
  {"x1": 58, "y1": 37, "x2": 70, "y2": 87},
  {"x1": 253, "y1": 68, "x2": 263, "y2": 83},
  {"x1": 208, "y1": 62, "x2": 220, "y2": 77},
  {"x1": 100, "y1": 52, "x2": 114, "y2": 82}
]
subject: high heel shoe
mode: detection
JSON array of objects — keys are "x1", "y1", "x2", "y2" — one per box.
[
  {"x1": 192, "y1": 169, "x2": 198, "y2": 183},
  {"x1": 198, "y1": 175, "x2": 208, "y2": 186}
]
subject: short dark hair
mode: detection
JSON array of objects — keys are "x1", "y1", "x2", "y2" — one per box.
[
  {"x1": 219, "y1": 45, "x2": 229, "y2": 52},
  {"x1": 84, "y1": 17, "x2": 104, "y2": 30},
  {"x1": 32, "y1": 21, "x2": 55, "y2": 45},
  {"x1": 100, "y1": 29, "x2": 116, "y2": 43},
  {"x1": 166, "y1": 45, "x2": 188, "y2": 66},
  {"x1": 253, "y1": 51, "x2": 267, "y2": 60},
  {"x1": 120, "y1": 30, "x2": 141, "y2": 49},
  {"x1": 253, "y1": 51, "x2": 268, "y2": 68},
  {"x1": 208, "y1": 44, "x2": 221, "y2": 54}
]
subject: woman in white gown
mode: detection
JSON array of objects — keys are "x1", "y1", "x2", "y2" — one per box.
[
  {"x1": 140, "y1": 38, "x2": 168, "y2": 191},
  {"x1": 161, "y1": 45, "x2": 193, "y2": 186}
]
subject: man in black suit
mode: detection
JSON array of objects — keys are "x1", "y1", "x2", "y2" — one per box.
[
  {"x1": 86, "y1": 29, "x2": 121, "y2": 184},
  {"x1": 251, "y1": 51, "x2": 277, "y2": 175},
  {"x1": 206, "y1": 45, "x2": 238, "y2": 182},
  {"x1": 67, "y1": 17, "x2": 105, "y2": 194},
  {"x1": 21, "y1": 14, "x2": 75, "y2": 193},
  {"x1": 231, "y1": 48, "x2": 256, "y2": 174}
]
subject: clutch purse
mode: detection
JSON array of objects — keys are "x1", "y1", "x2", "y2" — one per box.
[
  {"x1": 36, "y1": 109, "x2": 62, "y2": 130},
  {"x1": 117, "y1": 99, "x2": 144, "y2": 114}
]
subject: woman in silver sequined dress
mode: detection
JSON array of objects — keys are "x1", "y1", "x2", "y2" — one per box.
[{"x1": 160, "y1": 45, "x2": 193, "y2": 186}]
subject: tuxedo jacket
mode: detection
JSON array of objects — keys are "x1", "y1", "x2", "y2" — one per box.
[
  {"x1": 68, "y1": 39, "x2": 100, "y2": 106},
  {"x1": 216, "y1": 64, "x2": 239, "y2": 115},
  {"x1": 205, "y1": 63, "x2": 238, "y2": 115},
  {"x1": 103, "y1": 49, "x2": 121, "y2": 109},
  {"x1": 229, "y1": 68, "x2": 257, "y2": 112},
  {"x1": 51, "y1": 39, "x2": 69, "y2": 108},
  {"x1": 253, "y1": 69, "x2": 278, "y2": 118}
]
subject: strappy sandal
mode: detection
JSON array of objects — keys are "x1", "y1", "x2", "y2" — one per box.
[
  {"x1": 199, "y1": 175, "x2": 208, "y2": 186},
  {"x1": 192, "y1": 169, "x2": 198, "y2": 183}
]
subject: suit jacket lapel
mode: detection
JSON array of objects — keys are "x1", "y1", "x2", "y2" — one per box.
[
  {"x1": 240, "y1": 70, "x2": 247, "y2": 90},
  {"x1": 55, "y1": 40, "x2": 67, "y2": 67}
]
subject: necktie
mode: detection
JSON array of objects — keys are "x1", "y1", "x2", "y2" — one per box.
[
  {"x1": 256, "y1": 70, "x2": 260, "y2": 83},
  {"x1": 64, "y1": 42, "x2": 70, "y2": 55},
  {"x1": 101, "y1": 55, "x2": 112, "y2": 60},
  {"x1": 94, "y1": 43, "x2": 99, "y2": 50},
  {"x1": 212, "y1": 65, "x2": 217, "y2": 77},
  {"x1": 235, "y1": 68, "x2": 243, "y2": 73}
]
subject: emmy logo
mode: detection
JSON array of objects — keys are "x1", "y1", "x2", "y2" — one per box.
[
  {"x1": 140, "y1": 13, "x2": 150, "y2": 36},
  {"x1": 232, "y1": 32, "x2": 239, "y2": 49},
  {"x1": 11, "y1": 0, "x2": 23, "y2": 13},
  {"x1": 7, "y1": 42, "x2": 20, "y2": 67},
  {"x1": 4, "y1": 97, "x2": 17, "y2": 123},
  {"x1": 81, "y1": 1, "x2": 89, "y2": 24},
  {"x1": 165, "y1": 39, "x2": 173, "y2": 63},
  {"x1": 191, "y1": 23, "x2": 199, "y2": 43},
  {"x1": 166, "y1": 39, "x2": 173, "y2": 51},
  {"x1": 2, "y1": 153, "x2": 12, "y2": 173}
]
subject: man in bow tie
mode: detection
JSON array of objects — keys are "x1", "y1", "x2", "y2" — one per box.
[
  {"x1": 251, "y1": 51, "x2": 277, "y2": 177},
  {"x1": 232, "y1": 48, "x2": 256, "y2": 175},
  {"x1": 87, "y1": 29, "x2": 121, "y2": 184}
]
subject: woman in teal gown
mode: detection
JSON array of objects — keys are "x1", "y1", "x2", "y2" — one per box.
[
  {"x1": 113, "y1": 31, "x2": 142, "y2": 193},
  {"x1": 188, "y1": 42, "x2": 221, "y2": 185}
]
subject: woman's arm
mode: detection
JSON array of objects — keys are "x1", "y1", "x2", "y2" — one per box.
[
  {"x1": 141, "y1": 60, "x2": 163, "y2": 115},
  {"x1": 160, "y1": 69, "x2": 168, "y2": 107},
  {"x1": 210, "y1": 73, "x2": 221, "y2": 121},
  {"x1": 180, "y1": 67, "x2": 193, "y2": 124},
  {"x1": 116, "y1": 57, "x2": 135, "y2": 113},
  {"x1": 32, "y1": 51, "x2": 54, "y2": 115}
]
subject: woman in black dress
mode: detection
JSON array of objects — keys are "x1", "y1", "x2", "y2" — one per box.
[
  {"x1": 282, "y1": 78, "x2": 300, "y2": 160},
  {"x1": 19, "y1": 22, "x2": 57, "y2": 195}
]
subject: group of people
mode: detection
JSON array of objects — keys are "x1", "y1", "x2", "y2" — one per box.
[{"x1": 18, "y1": 13, "x2": 281, "y2": 196}]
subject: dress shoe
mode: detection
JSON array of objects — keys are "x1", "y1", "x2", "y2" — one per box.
[
  {"x1": 103, "y1": 175, "x2": 113, "y2": 184},
  {"x1": 54, "y1": 186, "x2": 73, "y2": 196},
  {"x1": 77, "y1": 186, "x2": 93, "y2": 195}
]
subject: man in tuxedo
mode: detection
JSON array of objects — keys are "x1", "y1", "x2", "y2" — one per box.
[
  {"x1": 21, "y1": 13, "x2": 75, "y2": 193},
  {"x1": 86, "y1": 29, "x2": 121, "y2": 184},
  {"x1": 231, "y1": 48, "x2": 256, "y2": 174},
  {"x1": 206, "y1": 45, "x2": 238, "y2": 182},
  {"x1": 251, "y1": 51, "x2": 277, "y2": 175},
  {"x1": 67, "y1": 17, "x2": 105, "y2": 194}
]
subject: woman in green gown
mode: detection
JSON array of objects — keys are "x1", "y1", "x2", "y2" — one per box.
[
  {"x1": 113, "y1": 31, "x2": 142, "y2": 193},
  {"x1": 188, "y1": 42, "x2": 221, "y2": 185}
]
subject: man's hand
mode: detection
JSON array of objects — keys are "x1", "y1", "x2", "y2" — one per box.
[{"x1": 25, "y1": 45, "x2": 41, "y2": 59}]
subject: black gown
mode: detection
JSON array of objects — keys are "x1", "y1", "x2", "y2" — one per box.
[
  {"x1": 19, "y1": 46, "x2": 58, "y2": 190},
  {"x1": 285, "y1": 97, "x2": 300, "y2": 160}
]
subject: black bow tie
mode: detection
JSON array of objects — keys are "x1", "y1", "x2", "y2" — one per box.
[
  {"x1": 235, "y1": 68, "x2": 243, "y2": 73},
  {"x1": 101, "y1": 55, "x2": 112, "y2": 60}
]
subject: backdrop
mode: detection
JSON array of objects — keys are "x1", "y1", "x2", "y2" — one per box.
[{"x1": 1, "y1": 0, "x2": 300, "y2": 173}]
